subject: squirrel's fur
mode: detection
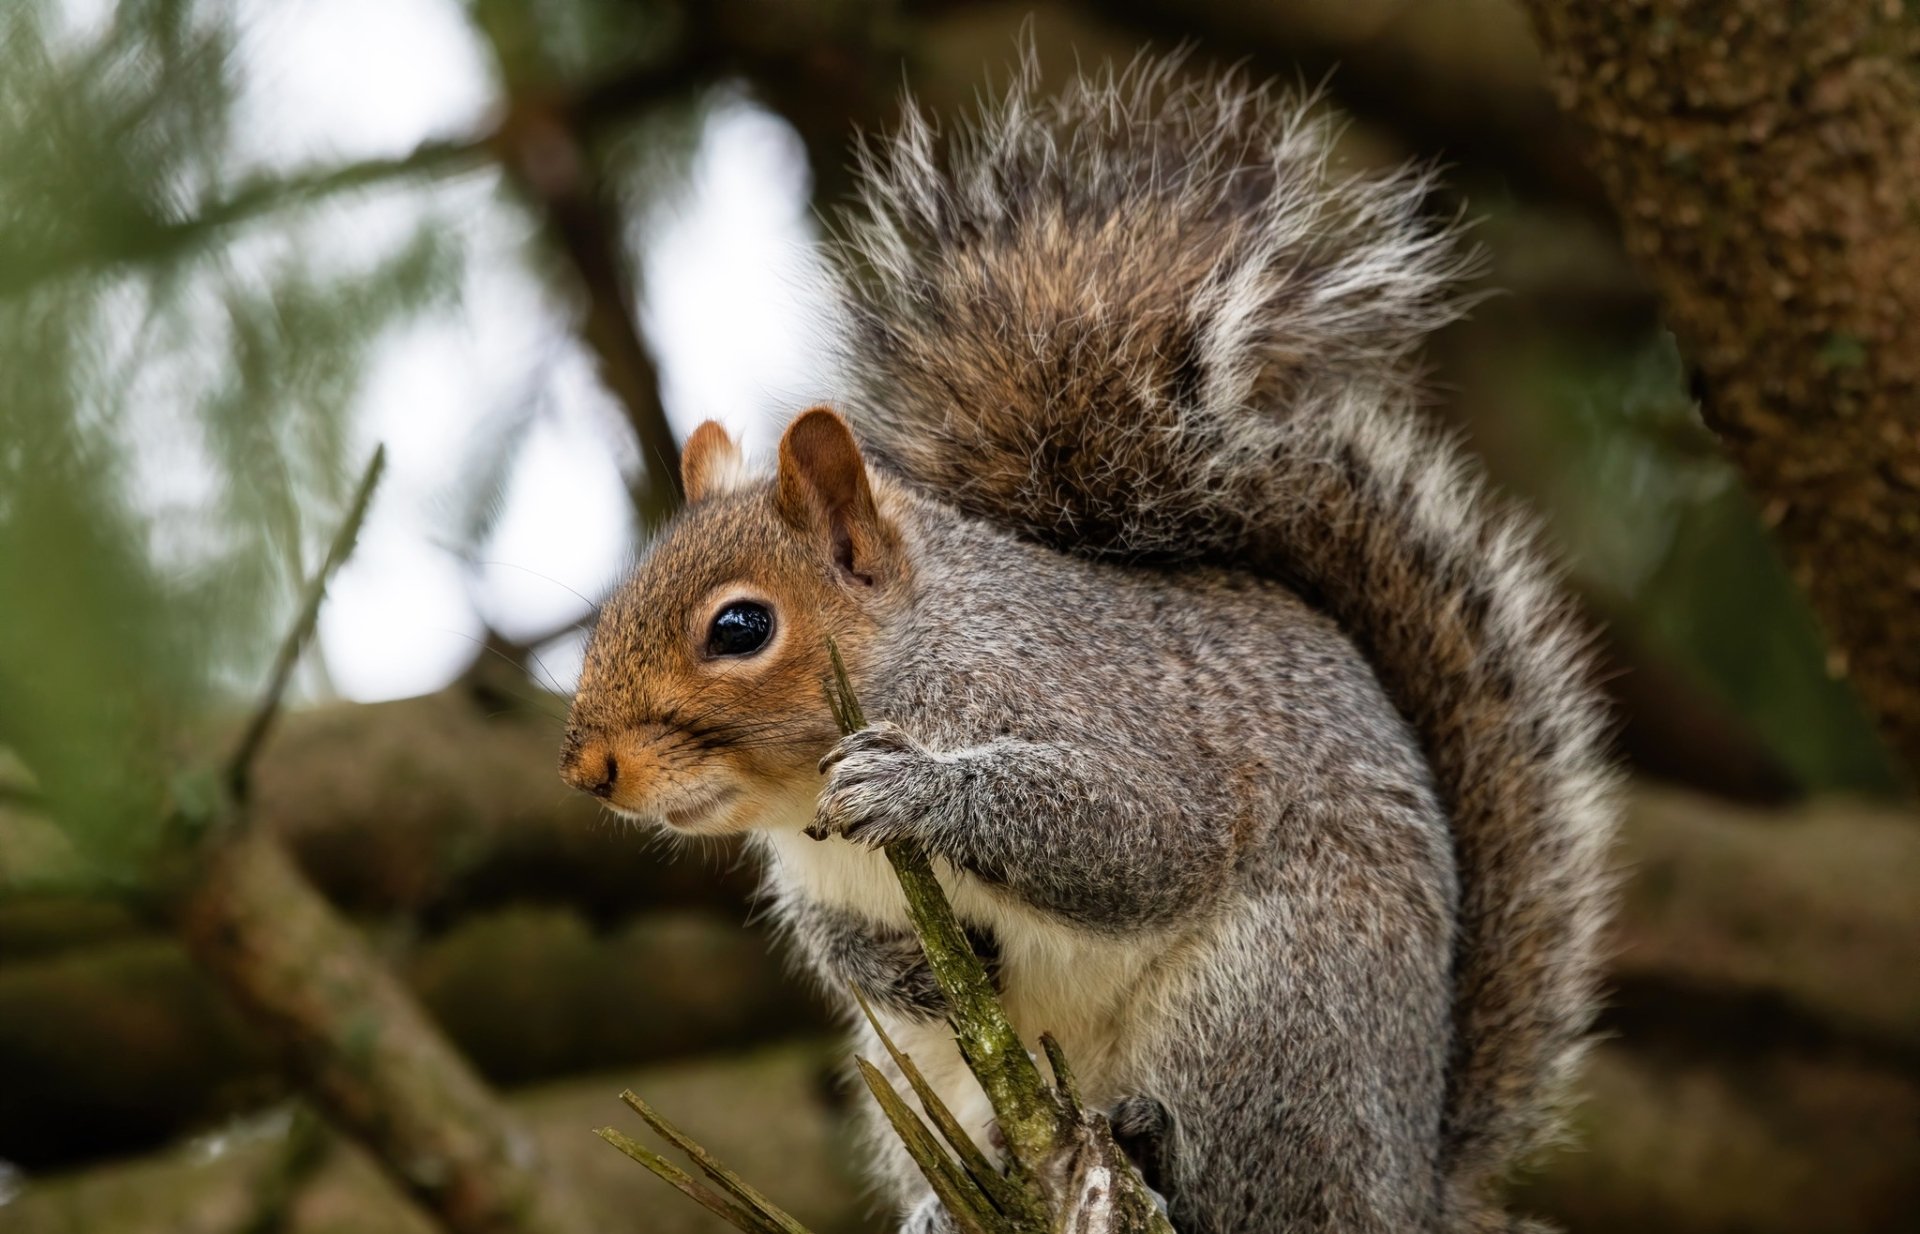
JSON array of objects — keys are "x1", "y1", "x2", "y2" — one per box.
[
  {"x1": 833, "y1": 57, "x2": 1618, "y2": 1216},
  {"x1": 563, "y1": 56, "x2": 1617, "y2": 1234}
]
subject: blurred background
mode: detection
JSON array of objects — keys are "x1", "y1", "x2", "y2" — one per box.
[{"x1": 0, "y1": 2, "x2": 1914, "y2": 1233}]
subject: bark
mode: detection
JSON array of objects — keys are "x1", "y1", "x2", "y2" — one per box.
[
  {"x1": 1517, "y1": 0, "x2": 1920, "y2": 781},
  {"x1": 171, "y1": 824, "x2": 600, "y2": 1234},
  {"x1": 0, "y1": 907, "x2": 819, "y2": 1171}
]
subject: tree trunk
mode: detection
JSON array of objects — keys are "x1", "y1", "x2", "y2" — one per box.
[
  {"x1": 172, "y1": 823, "x2": 599, "y2": 1234},
  {"x1": 1516, "y1": 0, "x2": 1920, "y2": 781}
]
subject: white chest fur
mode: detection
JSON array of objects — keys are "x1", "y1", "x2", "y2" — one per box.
[{"x1": 757, "y1": 827, "x2": 1173, "y2": 1139}]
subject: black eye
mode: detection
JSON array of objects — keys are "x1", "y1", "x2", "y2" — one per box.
[{"x1": 707, "y1": 600, "x2": 773, "y2": 658}]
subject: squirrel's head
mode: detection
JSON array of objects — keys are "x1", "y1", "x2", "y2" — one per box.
[{"x1": 559, "y1": 407, "x2": 906, "y2": 834}]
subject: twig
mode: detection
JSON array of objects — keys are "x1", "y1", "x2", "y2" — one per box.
[
  {"x1": 223, "y1": 446, "x2": 386, "y2": 801},
  {"x1": 606, "y1": 639, "x2": 1173, "y2": 1234},
  {"x1": 617, "y1": 1091, "x2": 814, "y2": 1234},
  {"x1": 189, "y1": 141, "x2": 489, "y2": 245},
  {"x1": 477, "y1": 30, "x2": 701, "y2": 526},
  {"x1": 1040, "y1": 1034, "x2": 1083, "y2": 1121},
  {"x1": 0, "y1": 142, "x2": 490, "y2": 298},
  {"x1": 3, "y1": 53, "x2": 733, "y2": 298},
  {"x1": 852, "y1": 1057, "x2": 998, "y2": 1234},
  {"x1": 825, "y1": 639, "x2": 1064, "y2": 1165},
  {"x1": 825, "y1": 639, "x2": 1175, "y2": 1234},
  {"x1": 853, "y1": 990, "x2": 1035, "y2": 1222},
  {"x1": 595, "y1": 1128, "x2": 784, "y2": 1234}
]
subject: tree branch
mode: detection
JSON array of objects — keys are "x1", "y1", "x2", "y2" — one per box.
[
  {"x1": 162, "y1": 461, "x2": 600, "y2": 1234},
  {"x1": 1, "y1": 54, "x2": 730, "y2": 297},
  {"x1": 1517, "y1": 0, "x2": 1920, "y2": 785},
  {"x1": 0, "y1": 141, "x2": 491, "y2": 298},
  {"x1": 477, "y1": 29, "x2": 724, "y2": 526},
  {"x1": 605, "y1": 640, "x2": 1173, "y2": 1233},
  {"x1": 498, "y1": 101, "x2": 683, "y2": 521}
]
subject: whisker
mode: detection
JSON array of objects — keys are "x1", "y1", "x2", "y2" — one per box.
[
  {"x1": 522, "y1": 645, "x2": 572, "y2": 696},
  {"x1": 468, "y1": 560, "x2": 604, "y2": 612},
  {"x1": 442, "y1": 630, "x2": 573, "y2": 721}
]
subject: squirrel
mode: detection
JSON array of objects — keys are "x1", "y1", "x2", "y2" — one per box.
[{"x1": 561, "y1": 57, "x2": 1617, "y2": 1234}]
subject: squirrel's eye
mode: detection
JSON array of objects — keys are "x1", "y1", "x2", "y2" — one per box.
[{"x1": 707, "y1": 601, "x2": 773, "y2": 658}]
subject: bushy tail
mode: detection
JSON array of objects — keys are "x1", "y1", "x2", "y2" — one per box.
[{"x1": 830, "y1": 58, "x2": 1618, "y2": 1214}]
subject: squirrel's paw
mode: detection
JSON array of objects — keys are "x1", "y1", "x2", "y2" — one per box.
[{"x1": 808, "y1": 722, "x2": 946, "y2": 847}]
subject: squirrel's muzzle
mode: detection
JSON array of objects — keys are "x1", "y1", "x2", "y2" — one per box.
[
  {"x1": 559, "y1": 730, "x2": 619, "y2": 800},
  {"x1": 558, "y1": 723, "x2": 742, "y2": 832}
]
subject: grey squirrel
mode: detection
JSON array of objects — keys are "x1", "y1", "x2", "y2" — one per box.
[{"x1": 561, "y1": 58, "x2": 1617, "y2": 1234}]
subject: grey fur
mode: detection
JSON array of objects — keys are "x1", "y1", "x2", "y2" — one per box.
[
  {"x1": 777, "y1": 892, "x2": 1000, "y2": 1022},
  {"x1": 821, "y1": 56, "x2": 1618, "y2": 1232},
  {"x1": 565, "y1": 53, "x2": 1618, "y2": 1234},
  {"x1": 794, "y1": 498, "x2": 1456, "y2": 1232}
]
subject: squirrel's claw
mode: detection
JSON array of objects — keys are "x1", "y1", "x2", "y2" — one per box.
[
  {"x1": 818, "y1": 720, "x2": 916, "y2": 774},
  {"x1": 809, "y1": 723, "x2": 943, "y2": 847}
]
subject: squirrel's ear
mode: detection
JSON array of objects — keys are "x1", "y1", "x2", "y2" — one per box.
[
  {"x1": 681, "y1": 420, "x2": 748, "y2": 505},
  {"x1": 776, "y1": 407, "x2": 894, "y2": 586}
]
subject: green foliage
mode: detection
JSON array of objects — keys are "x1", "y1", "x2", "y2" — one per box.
[
  {"x1": 0, "y1": 2, "x2": 457, "y2": 883},
  {"x1": 1532, "y1": 330, "x2": 1898, "y2": 793},
  {"x1": 0, "y1": 1, "x2": 237, "y2": 295}
]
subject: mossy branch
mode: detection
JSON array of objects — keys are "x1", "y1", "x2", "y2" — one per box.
[
  {"x1": 852, "y1": 989, "x2": 1038, "y2": 1225},
  {"x1": 824, "y1": 640, "x2": 1066, "y2": 1169}
]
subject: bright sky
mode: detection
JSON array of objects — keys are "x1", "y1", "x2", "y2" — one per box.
[{"x1": 225, "y1": 0, "x2": 829, "y2": 701}]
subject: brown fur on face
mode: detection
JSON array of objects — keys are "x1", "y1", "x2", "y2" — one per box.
[{"x1": 561, "y1": 412, "x2": 907, "y2": 834}]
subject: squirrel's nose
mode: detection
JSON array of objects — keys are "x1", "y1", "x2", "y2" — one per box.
[{"x1": 560, "y1": 735, "x2": 618, "y2": 799}]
